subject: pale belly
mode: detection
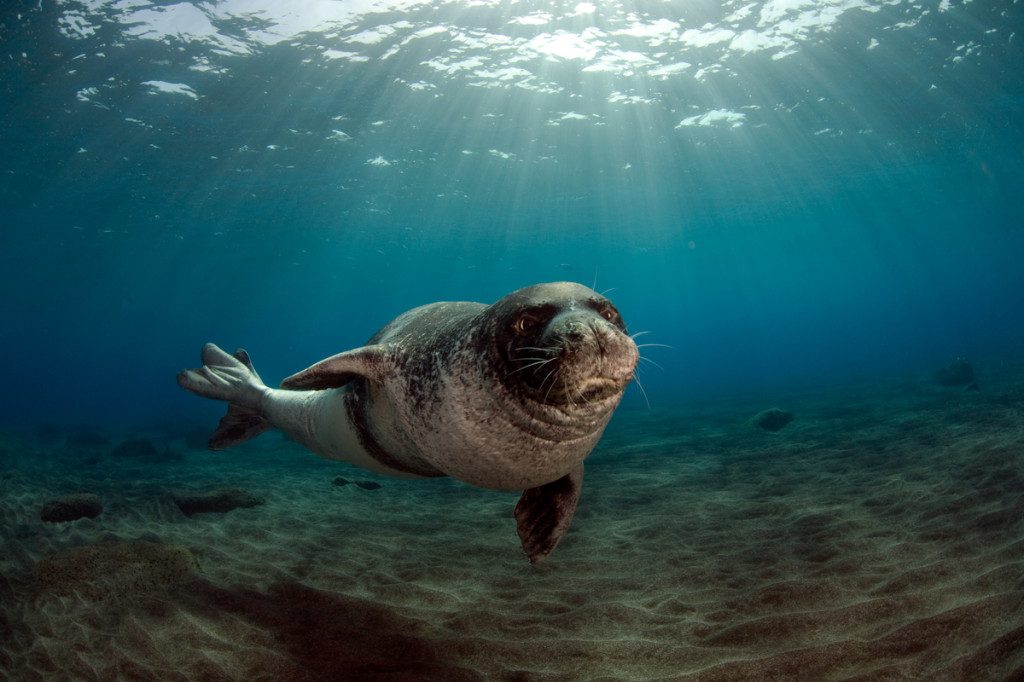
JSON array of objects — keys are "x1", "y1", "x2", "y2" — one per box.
[{"x1": 263, "y1": 386, "x2": 427, "y2": 479}]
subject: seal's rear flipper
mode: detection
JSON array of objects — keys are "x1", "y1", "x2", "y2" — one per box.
[
  {"x1": 208, "y1": 402, "x2": 270, "y2": 450},
  {"x1": 514, "y1": 463, "x2": 584, "y2": 564},
  {"x1": 177, "y1": 344, "x2": 271, "y2": 450}
]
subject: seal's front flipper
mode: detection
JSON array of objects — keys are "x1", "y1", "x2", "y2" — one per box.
[
  {"x1": 514, "y1": 463, "x2": 584, "y2": 564},
  {"x1": 280, "y1": 344, "x2": 389, "y2": 390},
  {"x1": 177, "y1": 344, "x2": 271, "y2": 450}
]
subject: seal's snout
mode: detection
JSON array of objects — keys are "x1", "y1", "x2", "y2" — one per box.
[
  {"x1": 541, "y1": 311, "x2": 638, "y2": 404},
  {"x1": 559, "y1": 318, "x2": 590, "y2": 344}
]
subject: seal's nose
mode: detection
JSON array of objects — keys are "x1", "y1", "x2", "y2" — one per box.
[
  {"x1": 565, "y1": 321, "x2": 588, "y2": 343},
  {"x1": 550, "y1": 312, "x2": 590, "y2": 344}
]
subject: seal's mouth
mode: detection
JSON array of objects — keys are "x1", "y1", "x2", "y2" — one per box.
[{"x1": 548, "y1": 376, "x2": 626, "y2": 404}]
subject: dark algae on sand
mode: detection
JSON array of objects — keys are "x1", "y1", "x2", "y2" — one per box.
[{"x1": 1, "y1": 0, "x2": 1022, "y2": 678}]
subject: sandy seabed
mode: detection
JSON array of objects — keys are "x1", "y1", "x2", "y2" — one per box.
[{"x1": 1, "y1": 374, "x2": 1023, "y2": 681}]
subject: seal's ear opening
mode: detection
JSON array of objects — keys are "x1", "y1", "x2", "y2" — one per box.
[{"x1": 281, "y1": 344, "x2": 389, "y2": 390}]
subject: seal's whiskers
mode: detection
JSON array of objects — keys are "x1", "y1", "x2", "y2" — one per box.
[
  {"x1": 638, "y1": 355, "x2": 664, "y2": 371},
  {"x1": 517, "y1": 346, "x2": 558, "y2": 354},
  {"x1": 562, "y1": 375, "x2": 577, "y2": 408},
  {"x1": 631, "y1": 371, "x2": 652, "y2": 409},
  {"x1": 541, "y1": 367, "x2": 561, "y2": 403},
  {"x1": 509, "y1": 357, "x2": 557, "y2": 374}
]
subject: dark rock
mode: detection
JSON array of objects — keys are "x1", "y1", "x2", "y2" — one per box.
[
  {"x1": 933, "y1": 358, "x2": 977, "y2": 388},
  {"x1": 355, "y1": 481, "x2": 382, "y2": 490},
  {"x1": 34, "y1": 540, "x2": 197, "y2": 600},
  {"x1": 40, "y1": 493, "x2": 103, "y2": 523},
  {"x1": 331, "y1": 476, "x2": 380, "y2": 490},
  {"x1": 753, "y1": 408, "x2": 795, "y2": 432},
  {"x1": 173, "y1": 488, "x2": 264, "y2": 517}
]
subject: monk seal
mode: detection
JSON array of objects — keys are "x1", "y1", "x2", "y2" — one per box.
[{"x1": 177, "y1": 282, "x2": 638, "y2": 563}]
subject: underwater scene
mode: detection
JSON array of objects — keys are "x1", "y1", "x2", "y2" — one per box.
[{"x1": 2, "y1": 0, "x2": 1023, "y2": 679}]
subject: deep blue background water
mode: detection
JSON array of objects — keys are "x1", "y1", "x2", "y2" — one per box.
[{"x1": 1, "y1": 0, "x2": 1021, "y2": 430}]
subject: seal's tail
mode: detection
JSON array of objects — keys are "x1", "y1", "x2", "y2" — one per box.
[{"x1": 177, "y1": 343, "x2": 271, "y2": 450}]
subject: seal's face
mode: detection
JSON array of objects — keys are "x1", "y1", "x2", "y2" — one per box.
[{"x1": 489, "y1": 282, "x2": 639, "y2": 408}]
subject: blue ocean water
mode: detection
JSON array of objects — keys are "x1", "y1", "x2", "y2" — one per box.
[
  {"x1": 3, "y1": 3, "x2": 1024, "y2": 678},
  {"x1": 1, "y1": 0, "x2": 1021, "y2": 431}
]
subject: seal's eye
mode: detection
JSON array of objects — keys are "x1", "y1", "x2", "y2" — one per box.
[
  {"x1": 598, "y1": 305, "x2": 617, "y2": 322},
  {"x1": 513, "y1": 314, "x2": 540, "y2": 336}
]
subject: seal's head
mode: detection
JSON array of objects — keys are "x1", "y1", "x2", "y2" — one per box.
[{"x1": 486, "y1": 282, "x2": 639, "y2": 409}]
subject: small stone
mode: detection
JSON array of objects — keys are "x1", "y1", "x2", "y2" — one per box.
[
  {"x1": 173, "y1": 488, "x2": 264, "y2": 517},
  {"x1": 40, "y1": 493, "x2": 103, "y2": 523},
  {"x1": 355, "y1": 481, "x2": 382, "y2": 490},
  {"x1": 753, "y1": 408, "x2": 795, "y2": 433}
]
